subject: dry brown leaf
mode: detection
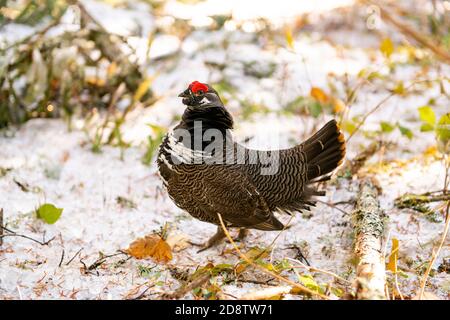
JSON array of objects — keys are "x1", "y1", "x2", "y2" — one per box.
[
  {"x1": 126, "y1": 234, "x2": 172, "y2": 263},
  {"x1": 310, "y1": 87, "x2": 329, "y2": 104},
  {"x1": 166, "y1": 233, "x2": 190, "y2": 252}
]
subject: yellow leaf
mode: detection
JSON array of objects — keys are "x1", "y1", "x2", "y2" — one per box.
[
  {"x1": 423, "y1": 145, "x2": 438, "y2": 158},
  {"x1": 412, "y1": 291, "x2": 441, "y2": 300},
  {"x1": 107, "y1": 62, "x2": 117, "y2": 78},
  {"x1": 235, "y1": 246, "x2": 269, "y2": 274},
  {"x1": 387, "y1": 238, "x2": 399, "y2": 273},
  {"x1": 393, "y1": 81, "x2": 405, "y2": 95},
  {"x1": 126, "y1": 234, "x2": 172, "y2": 263},
  {"x1": 380, "y1": 38, "x2": 394, "y2": 58},
  {"x1": 133, "y1": 78, "x2": 152, "y2": 102},
  {"x1": 85, "y1": 77, "x2": 105, "y2": 87},
  {"x1": 332, "y1": 98, "x2": 346, "y2": 113},
  {"x1": 285, "y1": 27, "x2": 294, "y2": 50},
  {"x1": 310, "y1": 87, "x2": 329, "y2": 104}
]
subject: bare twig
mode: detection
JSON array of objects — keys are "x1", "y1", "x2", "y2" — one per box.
[
  {"x1": 0, "y1": 225, "x2": 55, "y2": 246},
  {"x1": 346, "y1": 80, "x2": 439, "y2": 143},
  {"x1": 364, "y1": 0, "x2": 450, "y2": 63},
  {"x1": 286, "y1": 257, "x2": 352, "y2": 285},
  {"x1": 163, "y1": 273, "x2": 212, "y2": 300},
  {"x1": 236, "y1": 278, "x2": 277, "y2": 286},
  {"x1": 316, "y1": 199, "x2": 351, "y2": 216},
  {"x1": 337, "y1": 141, "x2": 382, "y2": 177},
  {"x1": 128, "y1": 284, "x2": 156, "y2": 300},
  {"x1": 418, "y1": 201, "x2": 450, "y2": 299},
  {"x1": 0, "y1": 208, "x2": 3, "y2": 247},
  {"x1": 86, "y1": 251, "x2": 129, "y2": 271},
  {"x1": 217, "y1": 213, "x2": 330, "y2": 299},
  {"x1": 58, "y1": 249, "x2": 65, "y2": 268},
  {"x1": 346, "y1": 91, "x2": 396, "y2": 143},
  {"x1": 65, "y1": 248, "x2": 83, "y2": 266}
]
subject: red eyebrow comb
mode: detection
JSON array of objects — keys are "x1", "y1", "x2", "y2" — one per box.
[{"x1": 189, "y1": 81, "x2": 208, "y2": 94}]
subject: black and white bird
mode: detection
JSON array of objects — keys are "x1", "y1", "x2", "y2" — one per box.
[{"x1": 157, "y1": 81, "x2": 346, "y2": 251}]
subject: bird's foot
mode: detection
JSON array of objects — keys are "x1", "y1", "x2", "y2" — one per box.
[
  {"x1": 231, "y1": 228, "x2": 248, "y2": 242},
  {"x1": 188, "y1": 227, "x2": 225, "y2": 253},
  {"x1": 287, "y1": 244, "x2": 311, "y2": 266}
]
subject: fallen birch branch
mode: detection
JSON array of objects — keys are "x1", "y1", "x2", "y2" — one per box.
[
  {"x1": 352, "y1": 179, "x2": 387, "y2": 299},
  {"x1": 0, "y1": 208, "x2": 3, "y2": 247},
  {"x1": 240, "y1": 286, "x2": 292, "y2": 300}
]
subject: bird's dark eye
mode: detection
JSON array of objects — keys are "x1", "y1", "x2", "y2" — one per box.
[{"x1": 196, "y1": 90, "x2": 204, "y2": 95}]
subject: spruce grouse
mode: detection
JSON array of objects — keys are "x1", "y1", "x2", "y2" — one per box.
[{"x1": 157, "y1": 81, "x2": 346, "y2": 251}]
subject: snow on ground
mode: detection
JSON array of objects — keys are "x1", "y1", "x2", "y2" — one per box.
[{"x1": 0, "y1": 0, "x2": 449, "y2": 299}]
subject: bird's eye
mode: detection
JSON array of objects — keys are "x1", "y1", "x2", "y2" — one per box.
[{"x1": 196, "y1": 90, "x2": 204, "y2": 95}]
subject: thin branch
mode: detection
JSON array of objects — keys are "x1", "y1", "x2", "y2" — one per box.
[
  {"x1": 128, "y1": 284, "x2": 156, "y2": 300},
  {"x1": 316, "y1": 199, "x2": 351, "y2": 216},
  {"x1": 163, "y1": 273, "x2": 212, "y2": 300},
  {"x1": 217, "y1": 213, "x2": 330, "y2": 299},
  {"x1": 0, "y1": 225, "x2": 55, "y2": 246},
  {"x1": 418, "y1": 201, "x2": 450, "y2": 299},
  {"x1": 58, "y1": 249, "x2": 65, "y2": 268},
  {"x1": 346, "y1": 90, "x2": 396, "y2": 143},
  {"x1": 346, "y1": 80, "x2": 440, "y2": 143},
  {"x1": 286, "y1": 257, "x2": 352, "y2": 285},
  {"x1": 364, "y1": 0, "x2": 450, "y2": 63},
  {"x1": 85, "y1": 251, "x2": 129, "y2": 271},
  {"x1": 0, "y1": 208, "x2": 3, "y2": 247},
  {"x1": 65, "y1": 248, "x2": 83, "y2": 266}
]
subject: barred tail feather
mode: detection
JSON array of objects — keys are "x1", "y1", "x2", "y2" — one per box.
[{"x1": 302, "y1": 119, "x2": 346, "y2": 181}]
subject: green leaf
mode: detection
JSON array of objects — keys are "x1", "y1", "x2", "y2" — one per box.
[
  {"x1": 36, "y1": 203, "x2": 63, "y2": 224},
  {"x1": 380, "y1": 121, "x2": 395, "y2": 133},
  {"x1": 142, "y1": 124, "x2": 166, "y2": 166},
  {"x1": 211, "y1": 264, "x2": 234, "y2": 276},
  {"x1": 436, "y1": 113, "x2": 450, "y2": 140},
  {"x1": 298, "y1": 274, "x2": 322, "y2": 293},
  {"x1": 436, "y1": 113, "x2": 450, "y2": 150},
  {"x1": 342, "y1": 120, "x2": 357, "y2": 135},
  {"x1": 309, "y1": 102, "x2": 322, "y2": 118},
  {"x1": 420, "y1": 123, "x2": 434, "y2": 132},
  {"x1": 398, "y1": 125, "x2": 413, "y2": 139},
  {"x1": 418, "y1": 106, "x2": 436, "y2": 126}
]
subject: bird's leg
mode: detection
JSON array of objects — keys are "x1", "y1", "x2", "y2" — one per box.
[
  {"x1": 189, "y1": 227, "x2": 226, "y2": 253},
  {"x1": 234, "y1": 228, "x2": 248, "y2": 242}
]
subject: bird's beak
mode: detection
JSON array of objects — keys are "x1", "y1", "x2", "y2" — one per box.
[{"x1": 178, "y1": 92, "x2": 189, "y2": 98}]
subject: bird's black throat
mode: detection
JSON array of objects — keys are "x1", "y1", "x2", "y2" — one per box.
[{"x1": 175, "y1": 104, "x2": 234, "y2": 152}]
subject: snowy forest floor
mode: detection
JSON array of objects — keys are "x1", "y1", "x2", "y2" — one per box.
[{"x1": 0, "y1": 0, "x2": 449, "y2": 300}]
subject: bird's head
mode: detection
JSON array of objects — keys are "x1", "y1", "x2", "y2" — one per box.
[{"x1": 178, "y1": 81, "x2": 222, "y2": 107}]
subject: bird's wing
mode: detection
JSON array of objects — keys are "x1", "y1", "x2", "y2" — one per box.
[
  {"x1": 239, "y1": 146, "x2": 312, "y2": 214},
  {"x1": 188, "y1": 165, "x2": 284, "y2": 230},
  {"x1": 240, "y1": 120, "x2": 345, "y2": 215}
]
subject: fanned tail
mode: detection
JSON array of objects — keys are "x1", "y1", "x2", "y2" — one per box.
[{"x1": 302, "y1": 119, "x2": 346, "y2": 182}]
